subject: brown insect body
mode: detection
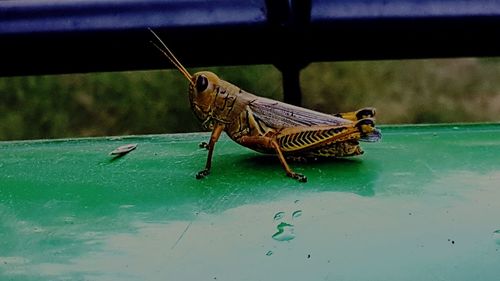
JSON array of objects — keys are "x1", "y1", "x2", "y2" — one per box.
[
  {"x1": 150, "y1": 30, "x2": 381, "y2": 182},
  {"x1": 189, "y1": 71, "x2": 380, "y2": 182}
]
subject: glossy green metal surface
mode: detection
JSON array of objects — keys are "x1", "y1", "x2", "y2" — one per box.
[{"x1": 1, "y1": 123, "x2": 500, "y2": 280}]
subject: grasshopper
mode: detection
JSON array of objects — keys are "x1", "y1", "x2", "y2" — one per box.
[{"x1": 149, "y1": 29, "x2": 381, "y2": 182}]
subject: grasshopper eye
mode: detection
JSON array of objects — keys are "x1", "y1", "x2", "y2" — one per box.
[{"x1": 196, "y1": 75, "x2": 209, "y2": 93}]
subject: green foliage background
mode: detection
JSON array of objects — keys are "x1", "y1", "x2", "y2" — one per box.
[{"x1": 1, "y1": 58, "x2": 500, "y2": 140}]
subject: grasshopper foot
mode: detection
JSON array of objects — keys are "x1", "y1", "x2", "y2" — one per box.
[
  {"x1": 199, "y1": 142, "x2": 209, "y2": 149},
  {"x1": 289, "y1": 172, "x2": 307, "y2": 183},
  {"x1": 196, "y1": 169, "x2": 210, "y2": 179}
]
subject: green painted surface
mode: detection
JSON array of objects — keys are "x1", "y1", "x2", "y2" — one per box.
[{"x1": 1, "y1": 123, "x2": 500, "y2": 280}]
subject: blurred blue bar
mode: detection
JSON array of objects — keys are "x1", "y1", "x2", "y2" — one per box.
[
  {"x1": 307, "y1": 0, "x2": 500, "y2": 61},
  {"x1": 1, "y1": 0, "x2": 500, "y2": 76},
  {"x1": 0, "y1": 0, "x2": 266, "y2": 34},
  {"x1": 312, "y1": 0, "x2": 500, "y2": 20}
]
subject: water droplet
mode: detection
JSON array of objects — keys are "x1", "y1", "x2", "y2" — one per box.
[
  {"x1": 33, "y1": 227, "x2": 43, "y2": 233},
  {"x1": 493, "y1": 230, "x2": 500, "y2": 245},
  {"x1": 292, "y1": 210, "x2": 302, "y2": 219},
  {"x1": 273, "y1": 211, "x2": 285, "y2": 221},
  {"x1": 272, "y1": 222, "x2": 295, "y2": 241},
  {"x1": 266, "y1": 250, "x2": 273, "y2": 256}
]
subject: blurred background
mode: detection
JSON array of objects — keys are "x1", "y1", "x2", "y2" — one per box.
[{"x1": 1, "y1": 57, "x2": 500, "y2": 141}]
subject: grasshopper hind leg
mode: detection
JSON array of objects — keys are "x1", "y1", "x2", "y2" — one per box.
[
  {"x1": 271, "y1": 140, "x2": 307, "y2": 182},
  {"x1": 334, "y1": 107, "x2": 376, "y2": 121},
  {"x1": 239, "y1": 136, "x2": 307, "y2": 183}
]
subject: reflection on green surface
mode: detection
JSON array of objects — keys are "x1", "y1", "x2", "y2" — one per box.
[{"x1": 1, "y1": 124, "x2": 500, "y2": 280}]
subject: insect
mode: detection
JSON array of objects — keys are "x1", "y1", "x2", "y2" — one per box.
[{"x1": 149, "y1": 29, "x2": 381, "y2": 182}]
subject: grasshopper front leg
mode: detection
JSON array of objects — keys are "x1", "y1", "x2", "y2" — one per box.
[
  {"x1": 239, "y1": 136, "x2": 307, "y2": 182},
  {"x1": 196, "y1": 123, "x2": 225, "y2": 179}
]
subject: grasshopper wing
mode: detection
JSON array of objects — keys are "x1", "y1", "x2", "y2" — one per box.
[
  {"x1": 248, "y1": 97, "x2": 381, "y2": 142},
  {"x1": 248, "y1": 97, "x2": 350, "y2": 128}
]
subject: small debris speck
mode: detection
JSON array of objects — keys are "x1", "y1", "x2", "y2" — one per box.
[
  {"x1": 307, "y1": 254, "x2": 311, "y2": 259},
  {"x1": 110, "y1": 143, "x2": 137, "y2": 156}
]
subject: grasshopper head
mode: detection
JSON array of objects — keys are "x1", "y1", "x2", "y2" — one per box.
[
  {"x1": 148, "y1": 30, "x2": 225, "y2": 128},
  {"x1": 189, "y1": 71, "x2": 221, "y2": 127}
]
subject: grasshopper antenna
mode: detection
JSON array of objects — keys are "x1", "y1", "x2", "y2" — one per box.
[{"x1": 148, "y1": 28, "x2": 193, "y2": 85}]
